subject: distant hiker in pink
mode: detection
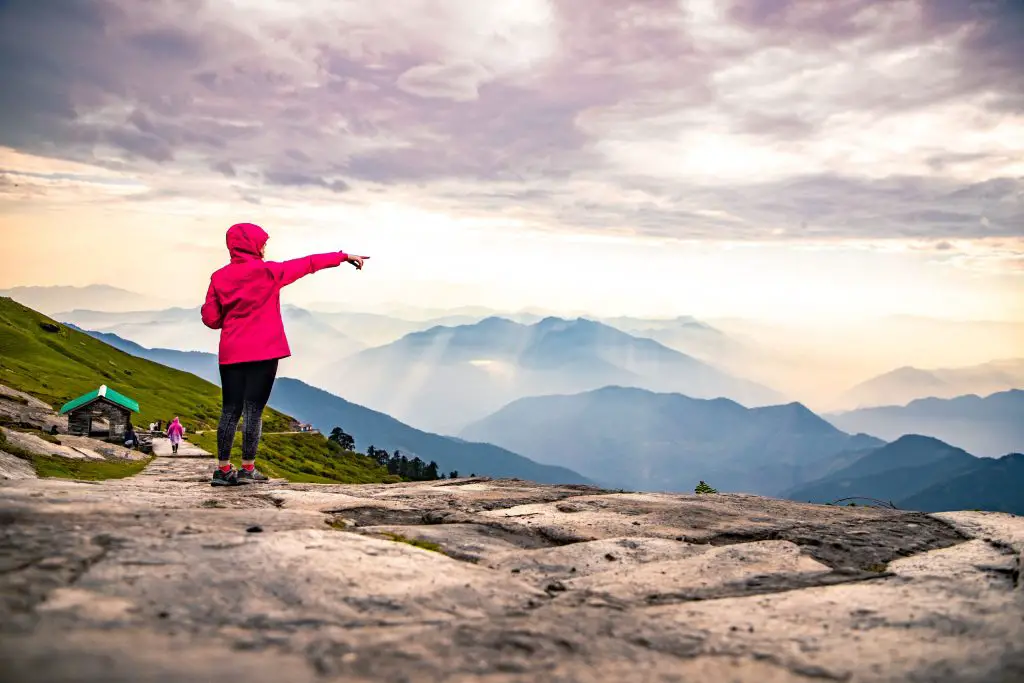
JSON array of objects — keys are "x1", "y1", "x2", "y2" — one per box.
[
  {"x1": 201, "y1": 222, "x2": 369, "y2": 486},
  {"x1": 167, "y1": 416, "x2": 184, "y2": 455}
]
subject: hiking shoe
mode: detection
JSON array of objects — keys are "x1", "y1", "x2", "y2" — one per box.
[
  {"x1": 211, "y1": 467, "x2": 241, "y2": 487},
  {"x1": 237, "y1": 467, "x2": 269, "y2": 484}
]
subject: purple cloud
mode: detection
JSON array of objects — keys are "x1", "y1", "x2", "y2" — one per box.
[{"x1": 0, "y1": 0, "x2": 1021, "y2": 242}]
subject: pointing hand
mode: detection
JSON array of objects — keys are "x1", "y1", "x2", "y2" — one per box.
[{"x1": 347, "y1": 255, "x2": 370, "y2": 270}]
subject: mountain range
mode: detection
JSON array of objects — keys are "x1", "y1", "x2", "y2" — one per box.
[
  {"x1": 603, "y1": 315, "x2": 748, "y2": 359},
  {"x1": 69, "y1": 326, "x2": 590, "y2": 485},
  {"x1": 784, "y1": 435, "x2": 1024, "y2": 515},
  {"x1": 1, "y1": 285, "x2": 168, "y2": 314},
  {"x1": 322, "y1": 316, "x2": 784, "y2": 434},
  {"x1": 47, "y1": 309, "x2": 1024, "y2": 514},
  {"x1": 58, "y1": 306, "x2": 365, "y2": 384},
  {"x1": 838, "y1": 359, "x2": 1024, "y2": 409},
  {"x1": 460, "y1": 385, "x2": 882, "y2": 495},
  {"x1": 827, "y1": 389, "x2": 1024, "y2": 457},
  {"x1": 269, "y1": 379, "x2": 591, "y2": 485}
]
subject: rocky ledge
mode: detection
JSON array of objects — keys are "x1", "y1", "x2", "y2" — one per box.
[{"x1": 0, "y1": 457, "x2": 1021, "y2": 682}]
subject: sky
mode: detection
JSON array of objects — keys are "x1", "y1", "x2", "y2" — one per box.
[{"x1": 1, "y1": 0, "x2": 1022, "y2": 322}]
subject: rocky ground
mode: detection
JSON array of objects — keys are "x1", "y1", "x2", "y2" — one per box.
[{"x1": 0, "y1": 451, "x2": 1022, "y2": 683}]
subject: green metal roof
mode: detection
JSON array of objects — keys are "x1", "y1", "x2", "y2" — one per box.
[{"x1": 59, "y1": 385, "x2": 140, "y2": 415}]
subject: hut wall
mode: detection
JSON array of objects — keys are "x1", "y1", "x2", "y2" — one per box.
[{"x1": 68, "y1": 400, "x2": 132, "y2": 438}]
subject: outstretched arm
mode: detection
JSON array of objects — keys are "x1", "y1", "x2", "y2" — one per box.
[
  {"x1": 200, "y1": 281, "x2": 224, "y2": 329},
  {"x1": 269, "y1": 251, "x2": 354, "y2": 288}
]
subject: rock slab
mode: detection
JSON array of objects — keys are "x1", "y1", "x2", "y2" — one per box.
[{"x1": 1, "y1": 457, "x2": 1022, "y2": 682}]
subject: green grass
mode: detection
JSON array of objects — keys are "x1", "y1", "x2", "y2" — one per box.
[
  {"x1": 379, "y1": 532, "x2": 444, "y2": 553},
  {"x1": 0, "y1": 297, "x2": 292, "y2": 432},
  {"x1": 30, "y1": 454, "x2": 154, "y2": 480},
  {"x1": 191, "y1": 431, "x2": 397, "y2": 484},
  {"x1": 0, "y1": 427, "x2": 151, "y2": 479}
]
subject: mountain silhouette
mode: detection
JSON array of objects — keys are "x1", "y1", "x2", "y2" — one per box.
[
  {"x1": 323, "y1": 317, "x2": 783, "y2": 434},
  {"x1": 828, "y1": 389, "x2": 1024, "y2": 457},
  {"x1": 70, "y1": 326, "x2": 587, "y2": 484},
  {"x1": 785, "y1": 435, "x2": 1024, "y2": 514},
  {"x1": 460, "y1": 385, "x2": 878, "y2": 495},
  {"x1": 839, "y1": 359, "x2": 1024, "y2": 409}
]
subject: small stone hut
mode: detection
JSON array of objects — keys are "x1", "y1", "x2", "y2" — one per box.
[{"x1": 59, "y1": 385, "x2": 140, "y2": 439}]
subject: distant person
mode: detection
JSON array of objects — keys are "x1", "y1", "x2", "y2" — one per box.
[
  {"x1": 155, "y1": 419, "x2": 163, "y2": 432},
  {"x1": 201, "y1": 222, "x2": 369, "y2": 486},
  {"x1": 124, "y1": 422, "x2": 138, "y2": 450},
  {"x1": 167, "y1": 416, "x2": 185, "y2": 454}
]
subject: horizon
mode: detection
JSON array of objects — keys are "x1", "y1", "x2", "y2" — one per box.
[
  {"x1": 1, "y1": 0, "x2": 1022, "y2": 324},
  {"x1": 3, "y1": 280, "x2": 1023, "y2": 415},
  {"x1": 5, "y1": 281, "x2": 1024, "y2": 327}
]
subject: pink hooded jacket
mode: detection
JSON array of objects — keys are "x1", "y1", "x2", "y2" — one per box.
[
  {"x1": 201, "y1": 223, "x2": 349, "y2": 365},
  {"x1": 167, "y1": 417, "x2": 184, "y2": 443}
]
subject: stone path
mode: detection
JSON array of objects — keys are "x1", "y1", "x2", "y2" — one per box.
[
  {"x1": 0, "y1": 455, "x2": 1021, "y2": 682},
  {"x1": 150, "y1": 436, "x2": 211, "y2": 458}
]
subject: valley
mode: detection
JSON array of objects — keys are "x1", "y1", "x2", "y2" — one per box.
[{"x1": 7, "y1": 286, "x2": 1018, "y2": 515}]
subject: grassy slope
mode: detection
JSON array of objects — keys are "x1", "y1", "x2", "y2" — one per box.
[
  {"x1": 0, "y1": 427, "x2": 153, "y2": 479},
  {"x1": 0, "y1": 298, "x2": 392, "y2": 484},
  {"x1": 0, "y1": 297, "x2": 291, "y2": 431},
  {"x1": 190, "y1": 431, "x2": 396, "y2": 484}
]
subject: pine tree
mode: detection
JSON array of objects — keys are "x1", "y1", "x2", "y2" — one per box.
[
  {"x1": 694, "y1": 480, "x2": 718, "y2": 494},
  {"x1": 409, "y1": 456, "x2": 425, "y2": 480},
  {"x1": 425, "y1": 460, "x2": 440, "y2": 481}
]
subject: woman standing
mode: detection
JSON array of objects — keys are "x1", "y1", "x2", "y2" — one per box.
[
  {"x1": 200, "y1": 222, "x2": 368, "y2": 486},
  {"x1": 167, "y1": 416, "x2": 184, "y2": 455}
]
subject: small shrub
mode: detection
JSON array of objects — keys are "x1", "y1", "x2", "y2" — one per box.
[{"x1": 694, "y1": 480, "x2": 718, "y2": 494}]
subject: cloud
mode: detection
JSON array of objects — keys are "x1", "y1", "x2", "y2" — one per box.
[
  {"x1": 395, "y1": 61, "x2": 492, "y2": 101},
  {"x1": 263, "y1": 169, "x2": 349, "y2": 193},
  {"x1": 0, "y1": 0, "x2": 1022, "y2": 246}
]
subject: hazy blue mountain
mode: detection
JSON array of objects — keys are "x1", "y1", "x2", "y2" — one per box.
[
  {"x1": 73, "y1": 328, "x2": 588, "y2": 484},
  {"x1": 839, "y1": 359, "x2": 1024, "y2": 409},
  {"x1": 324, "y1": 316, "x2": 783, "y2": 434},
  {"x1": 899, "y1": 453, "x2": 1024, "y2": 514},
  {"x1": 459, "y1": 385, "x2": 880, "y2": 495},
  {"x1": 59, "y1": 305, "x2": 364, "y2": 382},
  {"x1": 784, "y1": 435, "x2": 1024, "y2": 515},
  {"x1": 68, "y1": 326, "x2": 221, "y2": 384},
  {"x1": 2, "y1": 284, "x2": 167, "y2": 314},
  {"x1": 783, "y1": 435, "x2": 980, "y2": 504},
  {"x1": 310, "y1": 311, "x2": 430, "y2": 347},
  {"x1": 269, "y1": 378, "x2": 592, "y2": 485},
  {"x1": 601, "y1": 315, "x2": 747, "y2": 364},
  {"x1": 827, "y1": 389, "x2": 1024, "y2": 457}
]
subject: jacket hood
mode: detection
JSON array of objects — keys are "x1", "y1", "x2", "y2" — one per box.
[{"x1": 226, "y1": 223, "x2": 269, "y2": 263}]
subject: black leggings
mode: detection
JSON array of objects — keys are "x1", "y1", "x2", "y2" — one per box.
[{"x1": 217, "y1": 359, "x2": 278, "y2": 462}]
